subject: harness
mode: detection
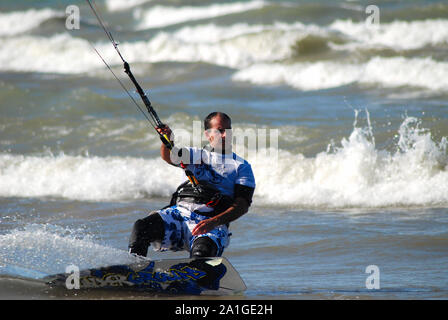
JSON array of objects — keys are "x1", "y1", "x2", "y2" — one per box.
[{"x1": 169, "y1": 180, "x2": 234, "y2": 217}]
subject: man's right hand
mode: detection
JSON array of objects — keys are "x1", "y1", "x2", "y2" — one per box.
[
  {"x1": 156, "y1": 124, "x2": 173, "y2": 139},
  {"x1": 157, "y1": 124, "x2": 174, "y2": 147},
  {"x1": 157, "y1": 124, "x2": 174, "y2": 164}
]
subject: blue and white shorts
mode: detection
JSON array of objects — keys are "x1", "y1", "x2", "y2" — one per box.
[{"x1": 150, "y1": 202, "x2": 230, "y2": 256}]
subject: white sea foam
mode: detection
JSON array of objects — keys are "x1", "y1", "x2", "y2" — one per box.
[
  {"x1": 105, "y1": 0, "x2": 153, "y2": 12},
  {"x1": 0, "y1": 33, "x2": 104, "y2": 73},
  {"x1": 134, "y1": 0, "x2": 268, "y2": 29},
  {"x1": 233, "y1": 57, "x2": 448, "y2": 91},
  {"x1": 0, "y1": 117, "x2": 447, "y2": 208},
  {"x1": 329, "y1": 19, "x2": 448, "y2": 50},
  {"x1": 233, "y1": 62, "x2": 359, "y2": 90},
  {"x1": 129, "y1": 27, "x2": 297, "y2": 68},
  {"x1": 0, "y1": 153, "x2": 183, "y2": 201},
  {"x1": 0, "y1": 8, "x2": 63, "y2": 36}
]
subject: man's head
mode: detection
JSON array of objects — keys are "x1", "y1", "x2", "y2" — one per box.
[{"x1": 204, "y1": 112, "x2": 232, "y2": 153}]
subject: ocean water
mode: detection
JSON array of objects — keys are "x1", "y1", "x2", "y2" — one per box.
[{"x1": 0, "y1": 0, "x2": 448, "y2": 300}]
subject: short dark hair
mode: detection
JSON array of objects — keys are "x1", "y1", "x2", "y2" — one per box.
[{"x1": 204, "y1": 112, "x2": 231, "y2": 130}]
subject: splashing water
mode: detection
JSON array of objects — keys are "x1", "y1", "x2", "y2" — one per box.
[
  {"x1": 0, "y1": 224, "x2": 137, "y2": 277},
  {"x1": 253, "y1": 111, "x2": 448, "y2": 208}
]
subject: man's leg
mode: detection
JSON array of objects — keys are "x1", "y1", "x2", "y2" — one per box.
[
  {"x1": 190, "y1": 236, "x2": 218, "y2": 258},
  {"x1": 128, "y1": 211, "x2": 165, "y2": 257},
  {"x1": 189, "y1": 237, "x2": 226, "y2": 290}
]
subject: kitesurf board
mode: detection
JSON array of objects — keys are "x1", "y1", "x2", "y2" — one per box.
[{"x1": 42, "y1": 257, "x2": 246, "y2": 295}]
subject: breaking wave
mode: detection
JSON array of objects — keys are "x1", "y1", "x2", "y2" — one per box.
[
  {"x1": 133, "y1": 0, "x2": 268, "y2": 29},
  {"x1": 0, "y1": 8, "x2": 64, "y2": 37},
  {"x1": 1, "y1": 115, "x2": 447, "y2": 209},
  {"x1": 233, "y1": 56, "x2": 448, "y2": 91}
]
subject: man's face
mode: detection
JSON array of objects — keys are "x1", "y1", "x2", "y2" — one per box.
[{"x1": 205, "y1": 115, "x2": 232, "y2": 153}]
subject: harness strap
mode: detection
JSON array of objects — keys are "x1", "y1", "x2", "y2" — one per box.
[{"x1": 170, "y1": 180, "x2": 233, "y2": 216}]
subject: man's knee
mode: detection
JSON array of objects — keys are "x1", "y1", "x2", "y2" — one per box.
[
  {"x1": 134, "y1": 212, "x2": 164, "y2": 237},
  {"x1": 129, "y1": 212, "x2": 164, "y2": 256},
  {"x1": 191, "y1": 237, "x2": 218, "y2": 258}
]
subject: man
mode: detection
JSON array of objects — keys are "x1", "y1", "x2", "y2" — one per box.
[{"x1": 128, "y1": 112, "x2": 255, "y2": 258}]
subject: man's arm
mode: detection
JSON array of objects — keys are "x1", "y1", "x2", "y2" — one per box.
[
  {"x1": 191, "y1": 197, "x2": 250, "y2": 236},
  {"x1": 191, "y1": 184, "x2": 255, "y2": 236}
]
